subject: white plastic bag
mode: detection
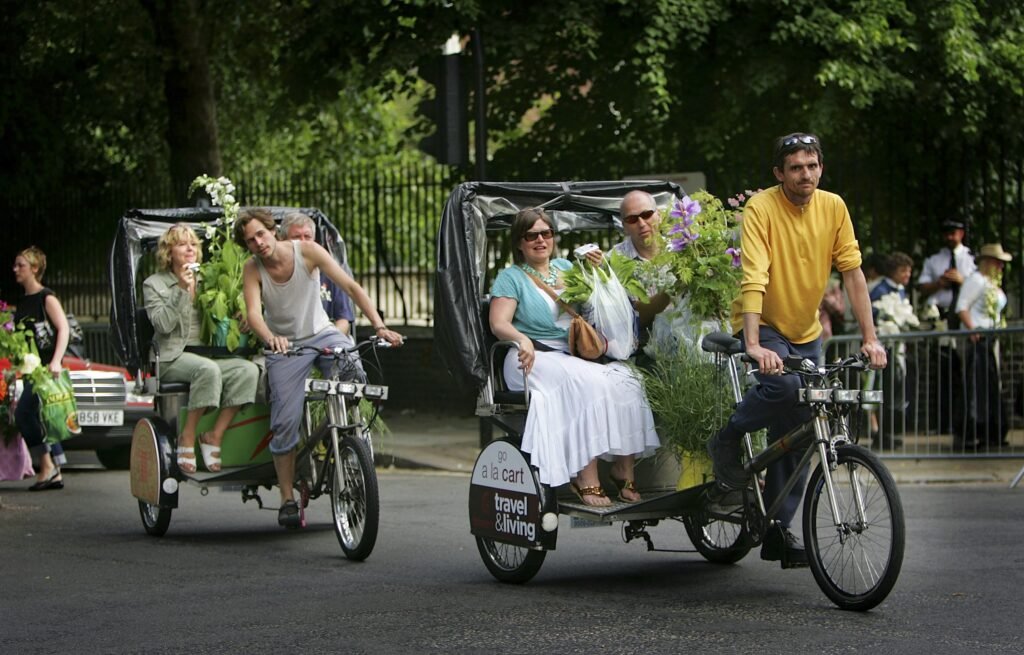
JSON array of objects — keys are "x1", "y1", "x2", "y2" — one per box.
[{"x1": 583, "y1": 264, "x2": 637, "y2": 360}]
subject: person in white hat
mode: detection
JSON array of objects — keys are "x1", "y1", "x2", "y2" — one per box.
[{"x1": 955, "y1": 243, "x2": 1013, "y2": 448}]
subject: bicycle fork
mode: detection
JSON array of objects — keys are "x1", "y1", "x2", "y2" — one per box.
[{"x1": 813, "y1": 414, "x2": 869, "y2": 543}]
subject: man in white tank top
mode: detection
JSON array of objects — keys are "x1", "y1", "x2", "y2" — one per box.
[{"x1": 237, "y1": 209, "x2": 404, "y2": 528}]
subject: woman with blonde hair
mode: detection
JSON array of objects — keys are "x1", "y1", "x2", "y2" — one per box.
[
  {"x1": 143, "y1": 223, "x2": 259, "y2": 473},
  {"x1": 13, "y1": 246, "x2": 70, "y2": 490}
]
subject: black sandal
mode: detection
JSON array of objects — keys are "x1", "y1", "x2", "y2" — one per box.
[{"x1": 277, "y1": 500, "x2": 301, "y2": 529}]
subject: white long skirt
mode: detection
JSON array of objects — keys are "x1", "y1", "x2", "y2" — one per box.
[{"x1": 504, "y1": 349, "x2": 660, "y2": 487}]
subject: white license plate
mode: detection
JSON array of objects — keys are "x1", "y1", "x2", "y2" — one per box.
[{"x1": 77, "y1": 410, "x2": 124, "y2": 426}]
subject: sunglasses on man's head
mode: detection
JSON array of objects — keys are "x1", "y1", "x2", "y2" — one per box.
[
  {"x1": 782, "y1": 135, "x2": 818, "y2": 147},
  {"x1": 522, "y1": 228, "x2": 554, "y2": 242},
  {"x1": 623, "y1": 209, "x2": 657, "y2": 225}
]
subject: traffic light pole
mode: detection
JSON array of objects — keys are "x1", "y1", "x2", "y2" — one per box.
[{"x1": 472, "y1": 28, "x2": 487, "y2": 181}]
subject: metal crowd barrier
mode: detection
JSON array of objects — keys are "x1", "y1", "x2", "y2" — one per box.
[{"x1": 825, "y1": 326, "x2": 1024, "y2": 462}]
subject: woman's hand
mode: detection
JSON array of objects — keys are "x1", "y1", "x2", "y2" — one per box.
[
  {"x1": 584, "y1": 249, "x2": 604, "y2": 267},
  {"x1": 48, "y1": 359, "x2": 62, "y2": 377},
  {"x1": 177, "y1": 265, "x2": 197, "y2": 298},
  {"x1": 517, "y1": 339, "x2": 536, "y2": 374}
]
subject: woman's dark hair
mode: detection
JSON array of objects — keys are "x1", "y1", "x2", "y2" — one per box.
[{"x1": 509, "y1": 208, "x2": 555, "y2": 264}]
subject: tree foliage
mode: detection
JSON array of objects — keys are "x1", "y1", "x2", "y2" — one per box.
[{"x1": 3, "y1": 0, "x2": 1024, "y2": 252}]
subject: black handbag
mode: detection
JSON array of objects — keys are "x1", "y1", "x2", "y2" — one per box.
[{"x1": 32, "y1": 313, "x2": 85, "y2": 353}]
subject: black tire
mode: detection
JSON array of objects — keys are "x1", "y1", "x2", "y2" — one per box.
[
  {"x1": 685, "y1": 514, "x2": 751, "y2": 564},
  {"x1": 803, "y1": 444, "x2": 905, "y2": 611},
  {"x1": 476, "y1": 536, "x2": 546, "y2": 584},
  {"x1": 330, "y1": 432, "x2": 380, "y2": 561},
  {"x1": 138, "y1": 500, "x2": 172, "y2": 537},
  {"x1": 96, "y1": 446, "x2": 131, "y2": 470}
]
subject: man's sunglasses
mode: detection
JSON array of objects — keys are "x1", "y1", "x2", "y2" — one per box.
[
  {"x1": 522, "y1": 229, "x2": 554, "y2": 242},
  {"x1": 782, "y1": 135, "x2": 818, "y2": 147},
  {"x1": 623, "y1": 209, "x2": 657, "y2": 225}
]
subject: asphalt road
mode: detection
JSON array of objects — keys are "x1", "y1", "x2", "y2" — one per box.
[{"x1": 2, "y1": 470, "x2": 1022, "y2": 654}]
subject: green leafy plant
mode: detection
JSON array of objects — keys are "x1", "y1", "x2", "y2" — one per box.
[
  {"x1": 639, "y1": 189, "x2": 751, "y2": 322},
  {"x1": 1, "y1": 299, "x2": 58, "y2": 443},
  {"x1": 560, "y1": 251, "x2": 649, "y2": 305},
  {"x1": 640, "y1": 344, "x2": 735, "y2": 455},
  {"x1": 189, "y1": 175, "x2": 249, "y2": 351}
]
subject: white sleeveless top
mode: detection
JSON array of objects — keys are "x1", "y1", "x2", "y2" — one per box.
[{"x1": 256, "y1": 240, "x2": 332, "y2": 341}]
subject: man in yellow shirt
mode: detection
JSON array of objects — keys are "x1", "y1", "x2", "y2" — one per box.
[{"x1": 707, "y1": 132, "x2": 887, "y2": 567}]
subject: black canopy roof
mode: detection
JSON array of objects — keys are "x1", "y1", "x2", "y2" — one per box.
[
  {"x1": 109, "y1": 206, "x2": 348, "y2": 374},
  {"x1": 433, "y1": 180, "x2": 684, "y2": 390}
]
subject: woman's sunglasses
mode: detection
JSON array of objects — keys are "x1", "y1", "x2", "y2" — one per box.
[
  {"x1": 522, "y1": 229, "x2": 554, "y2": 242},
  {"x1": 623, "y1": 209, "x2": 657, "y2": 225}
]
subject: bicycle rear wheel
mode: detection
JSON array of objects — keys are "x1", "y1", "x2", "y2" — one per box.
[
  {"x1": 684, "y1": 514, "x2": 751, "y2": 564},
  {"x1": 803, "y1": 444, "x2": 905, "y2": 611},
  {"x1": 330, "y1": 432, "x2": 380, "y2": 561}
]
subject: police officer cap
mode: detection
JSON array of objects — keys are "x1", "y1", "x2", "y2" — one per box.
[{"x1": 941, "y1": 218, "x2": 967, "y2": 231}]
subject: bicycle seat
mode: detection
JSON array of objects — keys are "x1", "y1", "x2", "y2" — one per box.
[{"x1": 701, "y1": 331, "x2": 743, "y2": 355}]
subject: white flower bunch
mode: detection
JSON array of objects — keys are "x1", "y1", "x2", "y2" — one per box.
[
  {"x1": 873, "y1": 292, "x2": 919, "y2": 331},
  {"x1": 19, "y1": 352, "x2": 41, "y2": 375},
  {"x1": 633, "y1": 261, "x2": 678, "y2": 298},
  {"x1": 920, "y1": 304, "x2": 940, "y2": 321},
  {"x1": 189, "y1": 174, "x2": 239, "y2": 227}
]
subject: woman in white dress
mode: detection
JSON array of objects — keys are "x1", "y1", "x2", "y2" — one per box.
[
  {"x1": 955, "y1": 243, "x2": 1013, "y2": 448},
  {"x1": 488, "y1": 208, "x2": 659, "y2": 507}
]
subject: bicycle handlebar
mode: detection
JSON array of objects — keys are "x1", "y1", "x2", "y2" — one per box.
[
  {"x1": 262, "y1": 337, "x2": 393, "y2": 357},
  {"x1": 743, "y1": 352, "x2": 870, "y2": 377}
]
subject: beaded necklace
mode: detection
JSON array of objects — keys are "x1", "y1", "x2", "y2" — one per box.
[{"x1": 520, "y1": 263, "x2": 557, "y2": 286}]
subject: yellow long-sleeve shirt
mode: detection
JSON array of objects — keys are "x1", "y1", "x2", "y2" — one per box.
[{"x1": 730, "y1": 185, "x2": 862, "y2": 343}]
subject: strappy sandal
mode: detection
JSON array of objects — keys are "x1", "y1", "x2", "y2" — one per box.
[
  {"x1": 570, "y1": 481, "x2": 610, "y2": 507},
  {"x1": 176, "y1": 446, "x2": 197, "y2": 474},
  {"x1": 198, "y1": 433, "x2": 222, "y2": 472},
  {"x1": 611, "y1": 476, "x2": 641, "y2": 504}
]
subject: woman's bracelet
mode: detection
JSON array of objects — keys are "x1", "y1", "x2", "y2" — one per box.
[{"x1": 374, "y1": 325, "x2": 388, "y2": 333}]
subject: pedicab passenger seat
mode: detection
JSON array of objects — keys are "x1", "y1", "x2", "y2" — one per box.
[
  {"x1": 136, "y1": 307, "x2": 190, "y2": 399},
  {"x1": 477, "y1": 297, "x2": 531, "y2": 430}
]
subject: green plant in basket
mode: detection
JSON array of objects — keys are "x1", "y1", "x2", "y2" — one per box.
[
  {"x1": 189, "y1": 175, "x2": 250, "y2": 351},
  {"x1": 641, "y1": 342, "x2": 734, "y2": 456}
]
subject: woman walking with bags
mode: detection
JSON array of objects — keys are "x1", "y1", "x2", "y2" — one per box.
[{"x1": 12, "y1": 246, "x2": 70, "y2": 490}]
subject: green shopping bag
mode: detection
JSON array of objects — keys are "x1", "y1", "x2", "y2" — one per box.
[{"x1": 35, "y1": 371, "x2": 81, "y2": 444}]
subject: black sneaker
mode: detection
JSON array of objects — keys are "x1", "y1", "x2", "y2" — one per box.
[
  {"x1": 760, "y1": 525, "x2": 808, "y2": 569},
  {"x1": 706, "y1": 429, "x2": 748, "y2": 490},
  {"x1": 277, "y1": 500, "x2": 301, "y2": 529}
]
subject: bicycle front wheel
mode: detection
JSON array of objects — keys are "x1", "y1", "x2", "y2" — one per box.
[
  {"x1": 803, "y1": 445, "x2": 905, "y2": 611},
  {"x1": 476, "y1": 537, "x2": 546, "y2": 584},
  {"x1": 330, "y1": 432, "x2": 380, "y2": 561}
]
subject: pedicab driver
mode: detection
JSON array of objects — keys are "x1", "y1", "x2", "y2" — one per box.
[
  {"x1": 705, "y1": 133, "x2": 886, "y2": 567},
  {"x1": 235, "y1": 208, "x2": 404, "y2": 528}
]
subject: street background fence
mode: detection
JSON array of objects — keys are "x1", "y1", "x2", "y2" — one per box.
[
  {"x1": 1, "y1": 162, "x2": 459, "y2": 327},
  {"x1": 827, "y1": 327, "x2": 1024, "y2": 459}
]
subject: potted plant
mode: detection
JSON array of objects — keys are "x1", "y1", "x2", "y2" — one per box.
[
  {"x1": 188, "y1": 175, "x2": 250, "y2": 351},
  {"x1": 631, "y1": 190, "x2": 757, "y2": 488}
]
